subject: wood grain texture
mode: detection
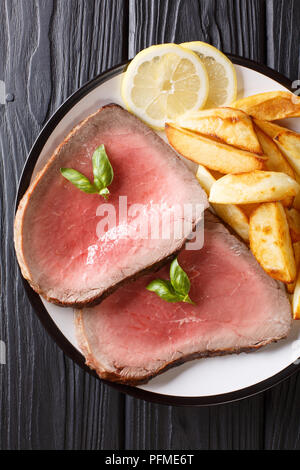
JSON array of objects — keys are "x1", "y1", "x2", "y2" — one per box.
[
  {"x1": 1, "y1": 0, "x2": 300, "y2": 451},
  {"x1": 264, "y1": 373, "x2": 300, "y2": 450},
  {"x1": 125, "y1": 395, "x2": 264, "y2": 450},
  {"x1": 266, "y1": 0, "x2": 300, "y2": 79},
  {"x1": 128, "y1": 0, "x2": 266, "y2": 62},
  {"x1": 0, "y1": 0, "x2": 127, "y2": 450},
  {"x1": 264, "y1": 0, "x2": 300, "y2": 451}
]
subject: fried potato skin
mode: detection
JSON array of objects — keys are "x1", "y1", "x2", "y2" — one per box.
[
  {"x1": 255, "y1": 125, "x2": 295, "y2": 207},
  {"x1": 249, "y1": 202, "x2": 296, "y2": 283},
  {"x1": 232, "y1": 91, "x2": 300, "y2": 120},
  {"x1": 255, "y1": 125, "x2": 294, "y2": 178},
  {"x1": 165, "y1": 123, "x2": 265, "y2": 174},
  {"x1": 173, "y1": 107, "x2": 262, "y2": 154},
  {"x1": 285, "y1": 208, "x2": 300, "y2": 242},
  {"x1": 196, "y1": 165, "x2": 249, "y2": 242},
  {"x1": 209, "y1": 171, "x2": 300, "y2": 205},
  {"x1": 274, "y1": 132, "x2": 300, "y2": 177},
  {"x1": 287, "y1": 242, "x2": 300, "y2": 294}
]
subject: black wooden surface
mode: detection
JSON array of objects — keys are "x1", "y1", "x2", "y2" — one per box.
[{"x1": 0, "y1": 0, "x2": 300, "y2": 450}]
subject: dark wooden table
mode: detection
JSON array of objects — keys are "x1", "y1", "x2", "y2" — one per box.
[{"x1": 1, "y1": 0, "x2": 300, "y2": 450}]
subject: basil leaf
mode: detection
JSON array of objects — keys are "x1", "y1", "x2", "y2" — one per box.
[
  {"x1": 146, "y1": 258, "x2": 195, "y2": 305},
  {"x1": 60, "y1": 168, "x2": 98, "y2": 194},
  {"x1": 60, "y1": 145, "x2": 114, "y2": 199},
  {"x1": 92, "y1": 145, "x2": 114, "y2": 192},
  {"x1": 170, "y1": 258, "x2": 190, "y2": 296},
  {"x1": 146, "y1": 279, "x2": 180, "y2": 303}
]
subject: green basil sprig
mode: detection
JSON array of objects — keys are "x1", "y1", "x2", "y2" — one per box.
[
  {"x1": 147, "y1": 258, "x2": 195, "y2": 305},
  {"x1": 60, "y1": 145, "x2": 114, "y2": 199}
]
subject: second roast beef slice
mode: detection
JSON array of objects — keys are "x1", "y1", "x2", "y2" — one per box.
[
  {"x1": 76, "y1": 211, "x2": 292, "y2": 385},
  {"x1": 14, "y1": 104, "x2": 208, "y2": 307}
]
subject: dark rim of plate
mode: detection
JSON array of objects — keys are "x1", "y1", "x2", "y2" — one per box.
[{"x1": 15, "y1": 54, "x2": 300, "y2": 407}]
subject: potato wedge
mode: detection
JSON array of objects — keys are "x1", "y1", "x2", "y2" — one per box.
[
  {"x1": 254, "y1": 125, "x2": 295, "y2": 178},
  {"x1": 293, "y1": 174, "x2": 300, "y2": 211},
  {"x1": 254, "y1": 119, "x2": 286, "y2": 139},
  {"x1": 292, "y1": 275, "x2": 300, "y2": 318},
  {"x1": 287, "y1": 242, "x2": 300, "y2": 294},
  {"x1": 196, "y1": 165, "x2": 216, "y2": 195},
  {"x1": 232, "y1": 91, "x2": 300, "y2": 120},
  {"x1": 165, "y1": 123, "x2": 266, "y2": 174},
  {"x1": 209, "y1": 171, "x2": 300, "y2": 205},
  {"x1": 255, "y1": 125, "x2": 295, "y2": 207},
  {"x1": 255, "y1": 118, "x2": 300, "y2": 182},
  {"x1": 274, "y1": 131, "x2": 300, "y2": 176},
  {"x1": 249, "y1": 202, "x2": 296, "y2": 283},
  {"x1": 173, "y1": 107, "x2": 262, "y2": 154},
  {"x1": 196, "y1": 165, "x2": 249, "y2": 242},
  {"x1": 285, "y1": 208, "x2": 300, "y2": 242}
]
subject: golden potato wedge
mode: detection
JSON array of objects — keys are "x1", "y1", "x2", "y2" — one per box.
[
  {"x1": 287, "y1": 242, "x2": 300, "y2": 294},
  {"x1": 280, "y1": 196, "x2": 294, "y2": 209},
  {"x1": 292, "y1": 276, "x2": 300, "y2": 318},
  {"x1": 165, "y1": 123, "x2": 266, "y2": 174},
  {"x1": 232, "y1": 91, "x2": 300, "y2": 120},
  {"x1": 214, "y1": 204, "x2": 250, "y2": 243},
  {"x1": 253, "y1": 119, "x2": 286, "y2": 139},
  {"x1": 293, "y1": 174, "x2": 300, "y2": 211},
  {"x1": 254, "y1": 125, "x2": 295, "y2": 178},
  {"x1": 255, "y1": 119, "x2": 300, "y2": 189},
  {"x1": 274, "y1": 131, "x2": 300, "y2": 176},
  {"x1": 173, "y1": 107, "x2": 262, "y2": 154},
  {"x1": 254, "y1": 125, "x2": 295, "y2": 207},
  {"x1": 196, "y1": 165, "x2": 216, "y2": 195},
  {"x1": 255, "y1": 119, "x2": 300, "y2": 186},
  {"x1": 249, "y1": 202, "x2": 296, "y2": 283},
  {"x1": 209, "y1": 171, "x2": 300, "y2": 205},
  {"x1": 285, "y1": 208, "x2": 300, "y2": 242},
  {"x1": 196, "y1": 165, "x2": 249, "y2": 242}
]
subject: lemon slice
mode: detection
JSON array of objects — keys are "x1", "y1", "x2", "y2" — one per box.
[
  {"x1": 122, "y1": 44, "x2": 209, "y2": 129},
  {"x1": 181, "y1": 41, "x2": 237, "y2": 108}
]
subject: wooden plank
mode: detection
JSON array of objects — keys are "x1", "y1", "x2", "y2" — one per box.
[
  {"x1": 125, "y1": 395, "x2": 264, "y2": 450},
  {"x1": 0, "y1": 0, "x2": 127, "y2": 450},
  {"x1": 264, "y1": 0, "x2": 300, "y2": 451},
  {"x1": 128, "y1": 0, "x2": 266, "y2": 61},
  {"x1": 264, "y1": 372, "x2": 300, "y2": 449},
  {"x1": 126, "y1": 0, "x2": 267, "y2": 451},
  {"x1": 266, "y1": 0, "x2": 300, "y2": 80}
]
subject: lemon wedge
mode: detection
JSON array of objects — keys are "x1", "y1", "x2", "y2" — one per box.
[
  {"x1": 181, "y1": 41, "x2": 237, "y2": 108},
  {"x1": 122, "y1": 44, "x2": 209, "y2": 129}
]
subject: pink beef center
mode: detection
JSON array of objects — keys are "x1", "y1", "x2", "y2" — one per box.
[
  {"x1": 83, "y1": 230, "x2": 277, "y2": 369},
  {"x1": 28, "y1": 131, "x2": 193, "y2": 291}
]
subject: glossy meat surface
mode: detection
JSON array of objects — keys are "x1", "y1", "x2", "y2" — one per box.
[
  {"x1": 14, "y1": 105, "x2": 208, "y2": 306},
  {"x1": 76, "y1": 212, "x2": 292, "y2": 384}
]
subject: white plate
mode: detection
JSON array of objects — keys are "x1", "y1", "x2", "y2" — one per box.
[{"x1": 19, "y1": 58, "x2": 300, "y2": 405}]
